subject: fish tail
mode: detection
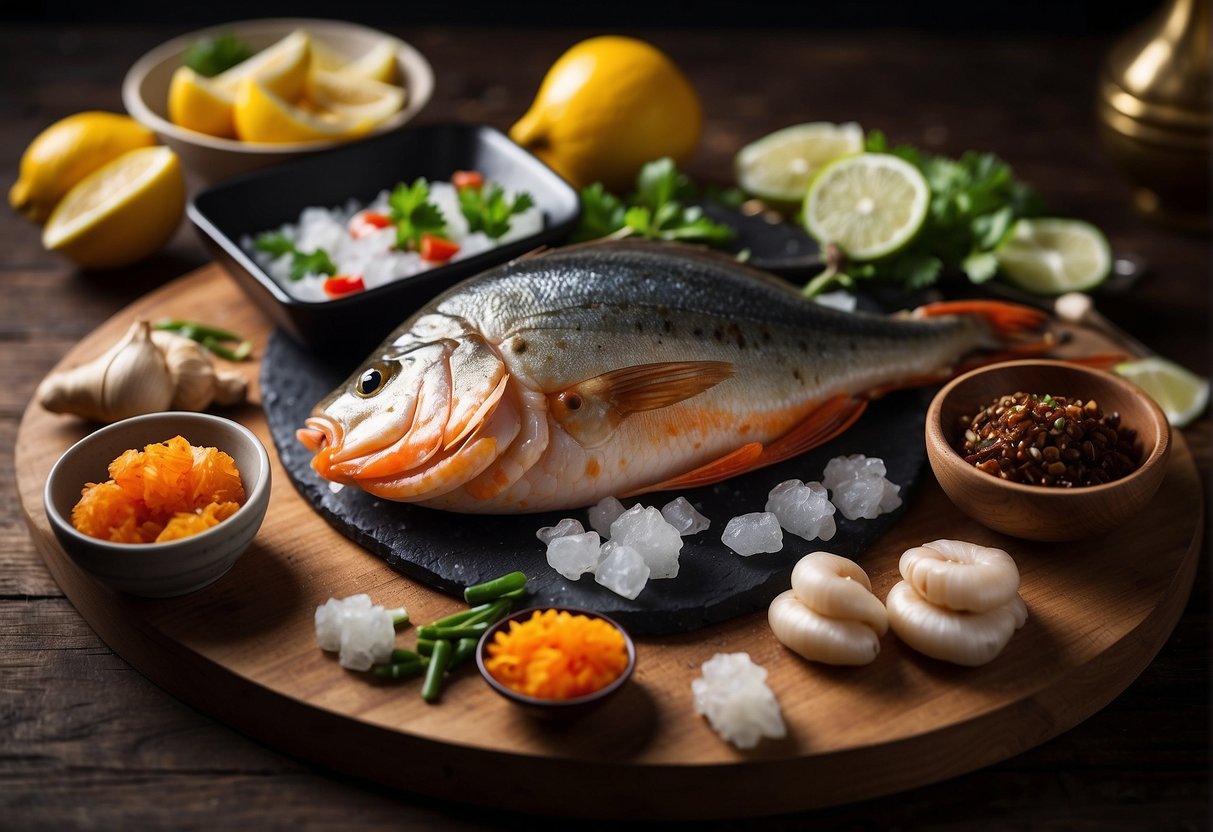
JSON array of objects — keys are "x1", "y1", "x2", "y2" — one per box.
[{"x1": 912, "y1": 299, "x2": 1050, "y2": 340}]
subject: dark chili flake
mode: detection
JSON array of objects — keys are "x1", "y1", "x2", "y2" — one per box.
[{"x1": 955, "y1": 391, "x2": 1141, "y2": 487}]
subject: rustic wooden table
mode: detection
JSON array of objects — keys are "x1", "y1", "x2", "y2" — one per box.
[{"x1": 2, "y1": 23, "x2": 1209, "y2": 830}]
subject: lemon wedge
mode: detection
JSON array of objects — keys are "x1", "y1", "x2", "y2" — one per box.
[
  {"x1": 9, "y1": 111, "x2": 156, "y2": 223},
  {"x1": 306, "y1": 68, "x2": 405, "y2": 124},
  {"x1": 42, "y1": 146, "x2": 185, "y2": 269},
  {"x1": 1115, "y1": 355, "x2": 1210, "y2": 428},
  {"x1": 212, "y1": 29, "x2": 311, "y2": 102},
  {"x1": 735, "y1": 122, "x2": 865, "y2": 205},
  {"x1": 168, "y1": 66, "x2": 237, "y2": 138},
  {"x1": 233, "y1": 77, "x2": 372, "y2": 144},
  {"x1": 803, "y1": 152, "x2": 930, "y2": 260},
  {"x1": 338, "y1": 38, "x2": 400, "y2": 84}
]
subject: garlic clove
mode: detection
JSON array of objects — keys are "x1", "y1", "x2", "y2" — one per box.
[
  {"x1": 790, "y1": 551, "x2": 888, "y2": 636},
  {"x1": 885, "y1": 580, "x2": 1027, "y2": 667},
  {"x1": 768, "y1": 589, "x2": 881, "y2": 666},
  {"x1": 899, "y1": 540, "x2": 1020, "y2": 613},
  {"x1": 151, "y1": 330, "x2": 248, "y2": 412}
]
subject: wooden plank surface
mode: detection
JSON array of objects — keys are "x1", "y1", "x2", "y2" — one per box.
[
  {"x1": 13, "y1": 259, "x2": 1205, "y2": 819},
  {"x1": 2, "y1": 22, "x2": 1208, "y2": 831}
]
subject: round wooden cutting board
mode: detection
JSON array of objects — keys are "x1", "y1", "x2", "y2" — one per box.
[{"x1": 16, "y1": 264, "x2": 1204, "y2": 820}]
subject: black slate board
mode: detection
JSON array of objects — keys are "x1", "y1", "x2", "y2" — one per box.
[{"x1": 262, "y1": 331, "x2": 932, "y2": 636}]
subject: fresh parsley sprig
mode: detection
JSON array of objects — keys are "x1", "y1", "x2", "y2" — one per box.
[
  {"x1": 182, "y1": 33, "x2": 254, "y2": 78},
  {"x1": 459, "y1": 184, "x2": 534, "y2": 240},
  {"x1": 802, "y1": 131, "x2": 1044, "y2": 297},
  {"x1": 388, "y1": 179, "x2": 448, "y2": 250},
  {"x1": 253, "y1": 231, "x2": 337, "y2": 281},
  {"x1": 572, "y1": 157, "x2": 737, "y2": 245}
]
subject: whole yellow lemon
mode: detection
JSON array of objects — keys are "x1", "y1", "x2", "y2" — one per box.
[{"x1": 509, "y1": 35, "x2": 703, "y2": 192}]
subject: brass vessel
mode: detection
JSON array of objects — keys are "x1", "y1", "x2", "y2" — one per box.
[{"x1": 1097, "y1": 0, "x2": 1211, "y2": 232}]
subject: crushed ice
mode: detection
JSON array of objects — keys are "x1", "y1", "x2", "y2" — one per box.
[
  {"x1": 765, "y1": 479, "x2": 837, "y2": 542},
  {"x1": 692, "y1": 652, "x2": 787, "y2": 750},
  {"x1": 721, "y1": 512, "x2": 784, "y2": 556},
  {"x1": 314, "y1": 594, "x2": 399, "y2": 671},
  {"x1": 661, "y1": 496, "x2": 711, "y2": 536},
  {"x1": 822, "y1": 454, "x2": 902, "y2": 520}
]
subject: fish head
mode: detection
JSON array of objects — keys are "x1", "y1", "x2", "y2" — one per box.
[{"x1": 298, "y1": 323, "x2": 512, "y2": 499}]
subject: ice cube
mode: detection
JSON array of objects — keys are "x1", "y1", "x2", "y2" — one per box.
[
  {"x1": 536, "y1": 517, "x2": 585, "y2": 546},
  {"x1": 823, "y1": 454, "x2": 887, "y2": 490},
  {"x1": 546, "y1": 531, "x2": 602, "y2": 580},
  {"x1": 661, "y1": 496, "x2": 711, "y2": 536},
  {"x1": 764, "y1": 479, "x2": 837, "y2": 542},
  {"x1": 610, "y1": 505, "x2": 684, "y2": 579},
  {"x1": 721, "y1": 512, "x2": 784, "y2": 556},
  {"x1": 822, "y1": 454, "x2": 902, "y2": 520},
  {"x1": 588, "y1": 496, "x2": 626, "y2": 538},
  {"x1": 691, "y1": 652, "x2": 786, "y2": 750},
  {"x1": 594, "y1": 540, "x2": 651, "y2": 599}
]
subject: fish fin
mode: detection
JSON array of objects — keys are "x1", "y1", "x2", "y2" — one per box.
[
  {"x1": 757, "y1": 394, "x2": 869, "y2": 465},
  {"x1": 576, "y1": 360, "x2": 735, "y2": 414},
  {"x1": 630, "y1": 395, "x2": 868, "y2": 495},
  {"x1": 445, "y1": 373, "x2": 509, "y2": 451},
  {"x1": 912, "y1": 300, "x2": 1049, "y2": 338},
  {"x1": 551, "y1": 361, "x2": 734, "y2": 446},
  {"x1": 631, "y1": 442, "x2": 764, "y2": 495}
]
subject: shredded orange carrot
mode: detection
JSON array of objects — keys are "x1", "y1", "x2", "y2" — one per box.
[
  {"x1": 484, "y1": 609, "x2": 629, "y2": 700},
  {"x1": 71, "y1": 435, "x2": 246, "y2": 544}
]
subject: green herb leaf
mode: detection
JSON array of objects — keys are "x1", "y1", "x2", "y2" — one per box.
[
  {"x1": 573, "y1": 157, "x2": 735, "y2": 247},
  {"x1": 459, "y1": 183, "x2": 534, "y2": 239},
  {"x1": 253, "y1": 231, "x2": 295, "y2": 257},
  {"x1": 290, "y1": 248, "x2": 337, "y2": 281},
  {"x1": 388, "y1": 179, "x2": 447, "y2": 250},
  {"x1": 182, "y1": 33, "x2": 253, "y2": 78}
]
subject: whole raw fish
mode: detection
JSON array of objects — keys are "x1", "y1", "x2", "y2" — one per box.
[{"x1": 297, "y1": 240, "x2": 1048, "y2": 513}]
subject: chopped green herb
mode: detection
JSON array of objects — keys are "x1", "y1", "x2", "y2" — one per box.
[
  {"x1": 573, "y1": 157, "x2": 736, "y2": 246},
  {"x1": 253, "y1": 231, "x2": 336, "y2": 281},
  {"x1": 182, "y1": 33, "x2": 254, "y2": 78},
  {"x1": 459, "y1": 183, "x2": 534, "y2": 239},
  {"x1": 388, "y1": 178, "x2": 447, "y2": 250}
]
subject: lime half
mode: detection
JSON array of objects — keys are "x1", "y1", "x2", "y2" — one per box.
[
  {"x1": 735, "y1": 121, "x2": 864, "y2": 204},
  {"x1": 1114, "y1": 355, "x2": 1210, "y2": 428},
  {"x1": 803, "y1": 152, "x2": 930, "y2": 260},
  {"x1": 996, "y1": 218, "x2": 1111, "y2": 295}
]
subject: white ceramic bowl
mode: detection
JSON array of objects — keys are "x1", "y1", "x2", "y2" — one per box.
[
  {"x1": 44, "y1": 412, "x2": 272, "y2": 597},
  {"x1": 121, "y1": 18, "x2": 435, "y2": 185}
]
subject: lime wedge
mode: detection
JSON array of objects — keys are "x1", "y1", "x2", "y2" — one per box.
[
  {"x1": 1114, "y1": 355, "x2": 1210, "y2": 428},
  {"x1": 995, "y1": 218, "x2": 1111, "y2": 295},
  {"x1": 803, "y1": 152, "x2": 930, "y2": 260},
  {"x1": 735, "y1": 122, "x2": 864, "y2": 204}
]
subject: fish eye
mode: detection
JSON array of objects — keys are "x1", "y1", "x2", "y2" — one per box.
[{"x1": 354, "y1": 363, "x2": 391, "y2": 398}]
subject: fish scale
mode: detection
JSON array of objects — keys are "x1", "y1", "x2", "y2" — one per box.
[{"x1": 299, "y1": 240, "x2": 1042, "y2": 513}]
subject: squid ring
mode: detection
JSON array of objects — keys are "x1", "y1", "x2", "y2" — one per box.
[
  {"x1": 791, "y1": 551, "x2": 889, "y2": 636},
  {"x1": 898, "y1": 539, "x2": 1020, "y2": 614}
]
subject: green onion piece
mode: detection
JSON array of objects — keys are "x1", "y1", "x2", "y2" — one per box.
[
  {"x1": 1054, "y1": 418, "x2": 1066, "y2": 430},
  {"x1": 415, "y1": 638, "x2": 435, "y2": 656},
  {"x1": 421, "y1": 639, "x2": 453, "y2": 703},
  {"x1": 461, "y1": 598, "x2": 512, "y2": 627},
  {"x1": 153, "y1": 319, "x2": 253, "y2": 362},
  {"x1": 450, "y1": 637, "x2": 479, "y2": 670},
  {"x1": 389, "y1": 608, "x2": 409, "y2": 627},
  {"x1": 374, "y1": 660, "x2": 427, "y2": 681},
  {"x1": 425, "y1": 602, "x2": 495, "y2": 630},
  {"x1": 464, "y1": 571, "x2": 527, "y2": 605},
  {"x1": 390, "y1": 648, "x2": 425, "y2": 663},
  {"x1": 417, "y1": 621, "x2": 491, "y2": 641}
]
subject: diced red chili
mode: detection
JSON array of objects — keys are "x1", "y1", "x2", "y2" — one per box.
[
  {"x1": 323, "y1": 274, "x2": 366, "y2": 297},
  {"x1": 348, "y1": 211, "x2": 392, "y2": 240},
  {"x1": 420, "y1": 233, "x2": 460, "y2": 263},
  {"x1": 451, "y1": 170, "x2": 484, "y2": 191}
]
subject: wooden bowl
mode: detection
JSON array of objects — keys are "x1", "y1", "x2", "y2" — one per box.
[
  {"x1": 43, "y1": 411, "x2": 272, "y2": 597},
  {"x1": 476, "y1": 607, "x2": 636, "y2": 719},
  {"x1": 925, "y1": 360, "x2": 1171, "y2": 542}
]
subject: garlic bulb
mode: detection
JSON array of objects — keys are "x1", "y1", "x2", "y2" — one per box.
[{"x1": 37, "y1": 319, "x2": 248, "y2": 423}]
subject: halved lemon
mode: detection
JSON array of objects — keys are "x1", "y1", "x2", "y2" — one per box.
[
  {"x1": 167, "y1": 66, "x2": 237, "y2": 138},
  {"x1": 233, "y1": 78, "x2": 372, "y2": 144},
  {"x1": 803, "y1": 152, "x2": 930, "y2": 260},
  {"x1": 1114, "y1": 355, "x2": 1210, "y2": 428},
  {"x1": 995, "y1": 217, "x2": 1112, "y2": 296},
  {"x1": 305, "y1": 68, "x2": 405, "y2": 124},
  {"x1": 212, "y1": 29, "x2": 311, "y2": 102},
  {"x1": 735, "y1": 121, "x2": 864, "y2": 205},
  {"x1": 42, "y1": 146, "x2": 185, "y2": 269}
]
